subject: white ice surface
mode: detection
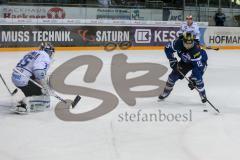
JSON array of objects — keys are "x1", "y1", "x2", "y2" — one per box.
[{"x1": 0, "y1": 50, "x2": 240, "y2": 160}]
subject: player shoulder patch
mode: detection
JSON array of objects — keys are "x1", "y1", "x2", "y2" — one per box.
[{"x1": 193, "y1": 52, "x2": 200, "y2": 58}]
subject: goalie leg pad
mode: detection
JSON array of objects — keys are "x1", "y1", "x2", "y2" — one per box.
[
  {"x1": 24, "y1": 95, "x2": 50, "y2": 112},
  {"x1": 12, "y1": 95, "x2": 50, "y2": 113}
]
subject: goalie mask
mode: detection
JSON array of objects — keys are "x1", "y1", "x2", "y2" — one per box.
[
  {"x1": 40, "y1": 42, "x2": 55, "y2": 58},
  {"x1": 183, "y1": 32, "x2": 194, "y2": 49}
]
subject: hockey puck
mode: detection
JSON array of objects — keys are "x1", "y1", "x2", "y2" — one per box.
[{"x1": 203, "y1": 109, "x2": 208, "y2": 112}]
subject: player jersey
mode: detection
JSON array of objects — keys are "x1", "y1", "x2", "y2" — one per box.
[
  {"x1": 165, "y1": 38, "x2": 205, "y2": 63},
  {"x1": 179, "y1": 21, "x2": 200, "y2": 40},
  {"x1": 12, "y1": 50, "x2": 51, "y2": 87},
  {"x1": 165, "y1": 39, "x2": 208, "y2": 81}
]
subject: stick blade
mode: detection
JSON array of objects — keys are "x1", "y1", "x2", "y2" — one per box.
[{"x1": 71, "y1": 95, "x2": 81, "y2": 108}]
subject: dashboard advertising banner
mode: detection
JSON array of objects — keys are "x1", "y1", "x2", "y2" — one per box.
[{"x1": 0, "y1": 25, "x2": 183, "y2": 48}]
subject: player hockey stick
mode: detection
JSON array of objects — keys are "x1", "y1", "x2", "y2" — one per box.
[
  {"x1": 13, "y1": 69, "x2": 81, "y2": 108},
  {"x1": 177, "y1": 69, "x2": 220, "y2": 113},
  {"x1": 0, "y1": 74, "x2": 18, "y2": 96},
  {"x1": 206, "y1": 46, "x2": 219, "y2": 51},
  {"x1": 201, "y1": 45, "x2": 219, "y2": 51}
]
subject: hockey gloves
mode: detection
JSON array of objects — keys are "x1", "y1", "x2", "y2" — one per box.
[
  {"x1": 169, "y1": 58, "x2": 178, "y2": 71},
  {"x1": 188, "y1": 77, "x2": 197, "y2": 90}
]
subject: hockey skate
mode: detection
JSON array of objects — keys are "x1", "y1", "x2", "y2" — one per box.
[
  {"x1": 200, "y1": 93, "x2": 207, "y2": 103},
  {"x1": 158, "y1": 89, "x2": 172, "y2": 100},
  {"x1": 158, "y1": 82, "x2": 174, "y2": 100},
  {"x1": 11, "y1": 101, "x2": 30, "y2": 114}
]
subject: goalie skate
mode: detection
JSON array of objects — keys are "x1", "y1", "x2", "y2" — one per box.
[{"x1": 10, "y1": 102, "x2": 29, "y2": 114}]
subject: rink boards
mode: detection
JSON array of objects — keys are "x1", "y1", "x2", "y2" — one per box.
[{"x1": 0, "y1": 20, "x2": 239, "y2": 50}]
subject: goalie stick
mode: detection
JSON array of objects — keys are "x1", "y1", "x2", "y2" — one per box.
[
  {"x1": 13, "y1": 69, "x2": 81, "y2": 108},
  {"x1": 177, "y1": 69, "x2": 220, "y2": 113},
  {"x1": 202, "y1": 45, "x2": 219, "y2": 51},
  {"x1": 0, "y1": 73, "x2": 18, "y2": 96}
]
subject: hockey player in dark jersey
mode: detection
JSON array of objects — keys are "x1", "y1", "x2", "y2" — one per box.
[{"x1": 159, "y1": 32, "x2": 208, "y2": 103}]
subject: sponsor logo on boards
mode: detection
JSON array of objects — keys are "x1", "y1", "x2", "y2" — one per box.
[{"x1": 135, "y1": 29, "x2": 152, "y2": 43}]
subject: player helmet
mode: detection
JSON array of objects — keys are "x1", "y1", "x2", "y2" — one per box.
[
  {"x1": 183, "y1": 32, "x2": 194, "y2": 49},
  {"x1": 40, "y1": 42, "x2": 55, "y2": 58}
]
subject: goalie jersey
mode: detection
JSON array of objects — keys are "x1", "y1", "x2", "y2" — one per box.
[{"x1": 12, "y1": 50, "x2": 51, "y2": 87}]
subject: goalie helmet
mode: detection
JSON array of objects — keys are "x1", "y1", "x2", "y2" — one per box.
[
  {"x1": 40, "y1": 42, "x2": 55, "y2": 58},
  {"x1": 183, "y1": 32, "x2": 194, "y2": 49}
]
